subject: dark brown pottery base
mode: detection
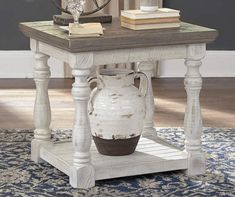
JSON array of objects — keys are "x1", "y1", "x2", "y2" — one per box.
[{"x1": 92, "y1": 135, "x2": 140, "y2": 156}]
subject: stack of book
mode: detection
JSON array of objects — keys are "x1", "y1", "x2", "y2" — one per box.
[
  {"x1": 121, "y1": 8, "x2": 181, "y2": 30},
  {"x1": 59, "y1": 23, "x2": 104, "y2": 38},
  {"x1": 68, "y1": 23, "x2": 104, "y2": 38}
]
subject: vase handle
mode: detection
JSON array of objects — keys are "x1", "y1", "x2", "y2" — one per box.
[
  {"x1": 87, "y1": 77, "x2": 104, "y2": 115},
  {"x1": 135, "y1": 71, "x2": 148, "y2": 97}
]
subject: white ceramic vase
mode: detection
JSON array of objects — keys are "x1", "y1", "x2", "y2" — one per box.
[{"x1": 88, "y1": 68, "x2": 148, "y2": 156}]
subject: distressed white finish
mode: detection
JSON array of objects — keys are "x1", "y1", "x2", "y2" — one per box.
[
  {"x1": 138, "y1": 62, "x2": 156, "y2": 133},
  {"x1": 31, "y1": 50, "x2": 51, "y2": 163},
  {"x1": 184, "y1": 44, "x2": 206, "y2": 175},
  {"x1": 32, "y1": 39, "x2": 187, "y2": 65},
  {"x1": 69, "y1": 60, "x2": 95, "y2": 188},
  {"x1": 33, "y1": 53, "x2": 51, "y2": 140},
  {"x1": 93, "y1": 45, "x2": 187, "y2": 65},
  {"x1": 30, "y1": 38, "x2": 206, "y2": 188},
  {"x1": 88, "y1": 69, "x2": 147, "y2": 140},
  {"x1": 39, "y1": 134, "x2": 188, "y2": 181}
]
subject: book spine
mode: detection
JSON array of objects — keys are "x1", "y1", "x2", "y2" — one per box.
[
  {"x1": 121, "y1": 16, "x2": 180, "y2": 25},
  {"x1": 121, "y1": 12, "x2": 180, "y2": 20},
  {"x1": 121, "y1": 22, "x2": 180, "y2": 30}
]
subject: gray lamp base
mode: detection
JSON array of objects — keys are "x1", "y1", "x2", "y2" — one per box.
[{"x1": 53, "y1": 13, "x2": 112, "y2": 26}]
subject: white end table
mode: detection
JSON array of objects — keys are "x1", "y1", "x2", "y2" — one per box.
[{"x1": 19, "y1": 20, "x2": 217, "y2": 188}]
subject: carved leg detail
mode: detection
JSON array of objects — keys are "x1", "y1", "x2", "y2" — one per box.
[
  {"x1": 70, "y1": 68, "x2": 95, "y2": 188},
  {"x1": 31, "y1": 52, "x2": 51, "y2": 163},
  {"x1": 138, "y1": 62, "x2": 155, "y2": 133},
  {"x1": 184, "y1": 44, "x2": 206, "y2": 176}
]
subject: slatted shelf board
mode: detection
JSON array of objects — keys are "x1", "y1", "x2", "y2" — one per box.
[{"x1": 39, "y1": 134, "x2": 188, "y2": 181}]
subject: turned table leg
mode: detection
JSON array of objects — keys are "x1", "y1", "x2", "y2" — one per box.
[
  {"x1": 184, "y1": 44, "x2": 206, "y2": 175},
  {"x1": 69, "y1": 67, "x2": 95, "y2": 188},
  {"x1": 31, "y1": 52, "x2": 51, "y2": 163},
  {"x1": 138, "y1": 62, "x2": 155, "y2": 133}
]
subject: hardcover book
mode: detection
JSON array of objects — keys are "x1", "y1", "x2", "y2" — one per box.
[
  {"x1": 121, "y1": 22, "x2": 180, "y2": 30},
  {"x1": 121, "y1": 16, "x2": 180, "y2": 25},
  {"x1": 121, "y1": 8, "x2": 180, "y2": 20}
]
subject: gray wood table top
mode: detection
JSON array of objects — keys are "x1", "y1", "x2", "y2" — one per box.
[{"x1": 19, "y1": 19, "x2": 218, "y2": 53}]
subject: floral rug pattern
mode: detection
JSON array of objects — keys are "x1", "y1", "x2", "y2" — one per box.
[{"x1": 0, "y1": 128, "x2": 234, "y2": 197}]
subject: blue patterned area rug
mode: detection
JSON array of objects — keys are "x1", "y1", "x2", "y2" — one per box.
[{"x1": 0, "y1": 128, "x2": 234, "y2": 197}]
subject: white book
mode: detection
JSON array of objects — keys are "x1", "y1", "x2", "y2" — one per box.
[
  {"x1": 60, "y1": 23, "x2": 103, "y2": 38},
  {"x1": 68, "y1": 23, "x2": 103, "y2": 35},
  {"x1": 121, "y1": 8, "x2": 180, "y2": 20},
  {"x1": 121, "y1": 22, "x2": 180, "y2": 31}
]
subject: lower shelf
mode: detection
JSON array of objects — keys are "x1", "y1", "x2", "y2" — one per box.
[{"x1": 39, "y1": 134, "x2": 188, "y2": 181}]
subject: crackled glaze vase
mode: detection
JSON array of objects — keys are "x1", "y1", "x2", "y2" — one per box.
[{"x1": 88, "y1": 68, "x2": 148, "y2": 156}]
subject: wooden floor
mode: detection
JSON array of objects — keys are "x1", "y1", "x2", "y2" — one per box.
[{"x1": 0, "y1": 78, "x2": 235, "y2": 128}]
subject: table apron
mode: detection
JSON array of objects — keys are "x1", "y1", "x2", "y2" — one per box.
[{"x1": 30, "y1": 39, "x2": 197, "y2": 68}]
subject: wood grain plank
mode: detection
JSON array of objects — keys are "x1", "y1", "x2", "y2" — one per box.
[
  {"x1": 19, "y1": 19, "x2": 218, "y2": 53},
  {"x1": 39, "y1": 137, "x2": 187, "y2": 181}
]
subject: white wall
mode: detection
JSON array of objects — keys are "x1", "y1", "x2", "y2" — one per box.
[
  {"x1": 0, "y1": 51, "x2": 64, "y2": 78},
  {"x1": 158, "y1": 51, "x2": 235, "y2": 77},
  {"x1": 0, "y1": 50, "x2": 235, "y2": 78}
]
